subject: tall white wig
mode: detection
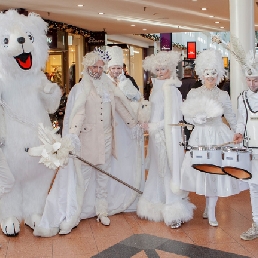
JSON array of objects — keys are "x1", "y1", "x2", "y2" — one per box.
[
  {"x1": 143, "y1": 50, "x2": 181, "y2": 77},
  {"x1": 195, "y1": 49, "x2": 225, "y2": 85}
]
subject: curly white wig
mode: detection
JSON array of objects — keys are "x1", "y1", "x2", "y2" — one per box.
[
  {"x1": 195, "y1": 49, "x2": 225, "y2": 85},
  {"x1": 82, "y1": 48, "x2": 110, "y2": 70},
  {"x1": 143, "y1": 50, "x2": 181, "y2": 75}
]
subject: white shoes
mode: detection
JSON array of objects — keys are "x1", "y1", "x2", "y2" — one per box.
[
  {"x1": 171, "y1": 220, "x2": 182, "y2": 229},
  {"x1": 209, "y1": 220, "x2": 218, "y2": 227},
  {"x1": 240, "y1": 223, "x2": 258, "y2": 241},
  {"x1": 97, "y1": 214, "x2": 110, "y2": 226},
  {"x1": 203, "y1": 208, "x2": 208, "y2": 219}
]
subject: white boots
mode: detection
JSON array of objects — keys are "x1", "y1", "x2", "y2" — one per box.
[
  {"x1": 97, "y1": 213, "x2": 110, "y2": 226},
  {"x1": 203, "y1": 197, "x2": 218, "y2": 227}
]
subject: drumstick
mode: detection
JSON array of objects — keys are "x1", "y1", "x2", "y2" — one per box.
[
  {"x1": 217, "y1": 141, "x2": 235, "y2": 147},
  {"x1": 169, "y1": 123, "x2": 192, "y2": 127}
]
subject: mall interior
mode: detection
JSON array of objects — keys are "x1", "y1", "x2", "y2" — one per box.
[{"x1": 0, "y1": 0, "x2": 258, "y2": 257}]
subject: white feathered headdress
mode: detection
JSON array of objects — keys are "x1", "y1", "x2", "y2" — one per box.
[
  {"x1": 195, "y1": 49, "x2": 225, "y2": 85},
  {"x1": 212, "y1": 35, "x2": 258, "y2": 77},
  {"x1": 143, "y1": 50, "x2": 181, "y2": 76}
]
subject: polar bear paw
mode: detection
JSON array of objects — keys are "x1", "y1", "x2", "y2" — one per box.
[
  {"x1": 1, "y1": 216, "x2": 20, "y2": 236},
  {"x1": 24, "y1": 214, "x2": 42, "y2": 230}
]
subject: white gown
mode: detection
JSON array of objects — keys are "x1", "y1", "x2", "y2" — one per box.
[
  {"x1": 137, "y1": 78, "x2": 195, "y2": 226},
  {"x1": 180, "y1": 86, "x2": 249, "y2": 196}
]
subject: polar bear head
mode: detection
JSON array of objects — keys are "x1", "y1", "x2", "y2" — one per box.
[{"x1": 0, "y1": 10, "x2": 49, "y2": 77}]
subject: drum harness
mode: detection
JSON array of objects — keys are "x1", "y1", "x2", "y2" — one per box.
[{"x1": 241, "y1": 90, "x2": 258, "y2": 153}]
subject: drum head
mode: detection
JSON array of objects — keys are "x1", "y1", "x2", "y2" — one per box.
[
  {"x1": 192, "y1": 164, "x2": 225, "y2": 175},
  {"x1": 222, "y1": 167, "x2": 252, "y2": 180}
]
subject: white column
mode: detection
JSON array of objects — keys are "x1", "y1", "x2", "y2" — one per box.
[{"x1": 229, "y1": 0, "x2": 255, "y2": 112}]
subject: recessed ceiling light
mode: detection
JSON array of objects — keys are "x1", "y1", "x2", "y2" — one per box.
[
  {"x1": 215, "y1": 21, "x2": 220, "y2": 23},
  {"x1": 209, "y1": 15, "x2": 214, "y2": 17},
  {"x1": 98, "y1": 12, "x2": 104, "y2": 14},
  {"x1": 201, "y1": 7, "x2": 207, "y2": 10},
  {"x1": 220, "y1": 26, "x2": 225, "y2": 28},
  {"x1": 131, "y1": 24, "x2": 135, "y2": 26},
  {"x1": 255, "y1": 24, "x2": 258, "y2": 26},
  {"x1": 143, "y1": 28, "x2": 147, "y2": 30},
  {"x1": 192, "y1": 0, "x2": 197, "y2": 1},
  {"x1": 78, "y1": 4, "x2": 83, "y2": 7}
]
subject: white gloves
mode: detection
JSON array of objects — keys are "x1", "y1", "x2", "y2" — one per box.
[
  {"x1": 117, "y1": 73, "x2": 126, "y2": 82},
  {"x1": 193, "y1": 113, "x2": 207, "y2": 125},
  {"x1": 65, "y1": 133, "x2": 81, "y2": 153},
  {"x1": 118, "y1": 80, "x2": 141, "y2": 101}
]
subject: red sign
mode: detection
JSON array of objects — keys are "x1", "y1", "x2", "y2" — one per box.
[{"x1": 187, "y1": 42, "x2": 196, "y2": 59}]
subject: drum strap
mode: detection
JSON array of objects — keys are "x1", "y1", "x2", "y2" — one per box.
[{"x1": 241, "y1": 91, "x2": 249, "y2": 132}]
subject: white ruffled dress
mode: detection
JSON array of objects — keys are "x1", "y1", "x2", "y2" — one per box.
[{"x1": 180, "y1": 86, "x2": 249, "y2": 197}]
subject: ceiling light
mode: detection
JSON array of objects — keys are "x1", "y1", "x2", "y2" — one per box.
[
  {"x1": 255, "y1": 24, "x2": 258, "y2": 26},
  {"x1": 201, "y1": 7, "x2": 207, "y2": 10},
  {"x1": 78, "y1": 4, "x2": 83, "y2": 7},
  {"x1": 98, "y1": 12, "x2": 104, "y2": 14},
  {"x1": 131, "y1": 24, "x2": 135, "y2": 26},
  {"x1": 209, "y1": 15, "x2": 214, "y2": 17},
  {"x1": 192, "y1": 0, "x2": 197, "y2": 1},
  {"x1": 143, "y1": 28, "x2": 147, "y2": 30},
  {"x1": 215, "y1": 21, "x2": 220, "y2": 23},
  {"x1": 220, "y1": 26, "x2": 225, "y2": 28}
]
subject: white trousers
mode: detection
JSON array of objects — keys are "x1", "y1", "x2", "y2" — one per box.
[{"x1": 81, "y1": 132, "x2": 112, "y2": 216}]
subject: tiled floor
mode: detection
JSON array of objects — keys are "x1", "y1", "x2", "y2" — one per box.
[{"x1": 0, "y1": 190, "x2": 257, "y2": 258}]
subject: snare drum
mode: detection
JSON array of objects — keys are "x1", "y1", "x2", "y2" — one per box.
[
  {"x1": 190, "y1": 145, "x2": 224, "y2": 175},
  {"x1": 222, "y1": 146, "x2": 252, "y2": 180}
]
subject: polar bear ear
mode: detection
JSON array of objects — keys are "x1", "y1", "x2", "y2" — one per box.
[{"x1": 27, "y1": 12, "x2": 48, "y2": 34}]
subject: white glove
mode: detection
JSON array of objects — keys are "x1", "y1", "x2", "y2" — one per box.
[
  {"x1": 65, "y1": 133, "x2": 81, "y2": 153},
  {"x1": 118, "y1": 80, "x2": 141, "y2": 101},
  {"x1": 117, "y1": 73, "x2": 126, "y2": 82},
  {"x1": 193, "y1": 113, "x2": 207, "y2": 125}
]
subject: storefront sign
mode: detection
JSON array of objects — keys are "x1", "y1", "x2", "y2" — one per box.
[
  {"x1": 187, "y1": 42, "x2": 196, "y2": 59},
  {"x1": 87, "y1": 32, "x2": 106, "y2": 46},
  {"x1": 160, "y1": 33, "x2": 172, "y2": 50}
]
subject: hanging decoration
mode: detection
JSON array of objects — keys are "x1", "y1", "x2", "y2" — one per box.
[
  {"x1": 45, "y1": 19, "x2": 95, "y2": 38},
  {"x1": 136, "y1": 34, "x2": 187, "y2": 50}
]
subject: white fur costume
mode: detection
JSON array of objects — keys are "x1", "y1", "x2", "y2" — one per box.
[
  {"x1": 137, "y1": 77, "x2": 195, "y2": 225},
  {"x1": 0, "y1": 10, "x2": 61, "y2": 236}
]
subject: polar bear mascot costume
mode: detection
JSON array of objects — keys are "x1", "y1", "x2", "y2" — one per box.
[{"x1": 0, "y1": 10, "x2": 61, "y2": 236}]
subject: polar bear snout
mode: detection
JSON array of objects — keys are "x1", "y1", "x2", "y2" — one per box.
[{"x1": 17, "y1": 37, "x2": 25, "y2": 44}]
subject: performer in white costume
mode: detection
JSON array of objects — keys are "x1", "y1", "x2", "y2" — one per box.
[
  {"x1": 34, "y1": 48, "x2": 139, "y2": 237},
  {"x1": 137, "y1": 51, "x2": 195, "y2": 229},
  {"x1": 106, "y1": 46, "x2": 143, "y2": 213},
  {"x1": 180, "y1": 49, "x2": 248, "y2": 227},
  {"x1": 233, "y1": 50, "x2": 258, "y2": 240}
]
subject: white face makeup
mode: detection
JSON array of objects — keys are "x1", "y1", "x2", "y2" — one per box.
[
  {"x1": 203, "y1": 69, "x2": 218, "y2": 78},
  {"x1": 246, "y1": 76, "x2": 258, "y2": 93},
  {"x1": 203, "y1": 69, "x2": 218, "y2": 89},
  {"x1": 87, "y1": 60, "x2": 104, "y2": 80},
  {"x1": 109, "y1": 65, "x2": 122, "y2": 79},
  {"x1": 155, "y1": 66, "x2": 171, "y2": 80}
]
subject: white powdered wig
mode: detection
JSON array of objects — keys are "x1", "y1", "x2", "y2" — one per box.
[
  {"x1": 195, "y1": 49, "x2": 225, "y2": 85},
  {"x1": 143, "y1": 50, "x2": 181, "y2": 76},
  {"x1": 0, "y1": 10, "x2": 49, "y2": 77},
  {"x1": 82, "y1": 47, "x2": 110, "y2": 71}
]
